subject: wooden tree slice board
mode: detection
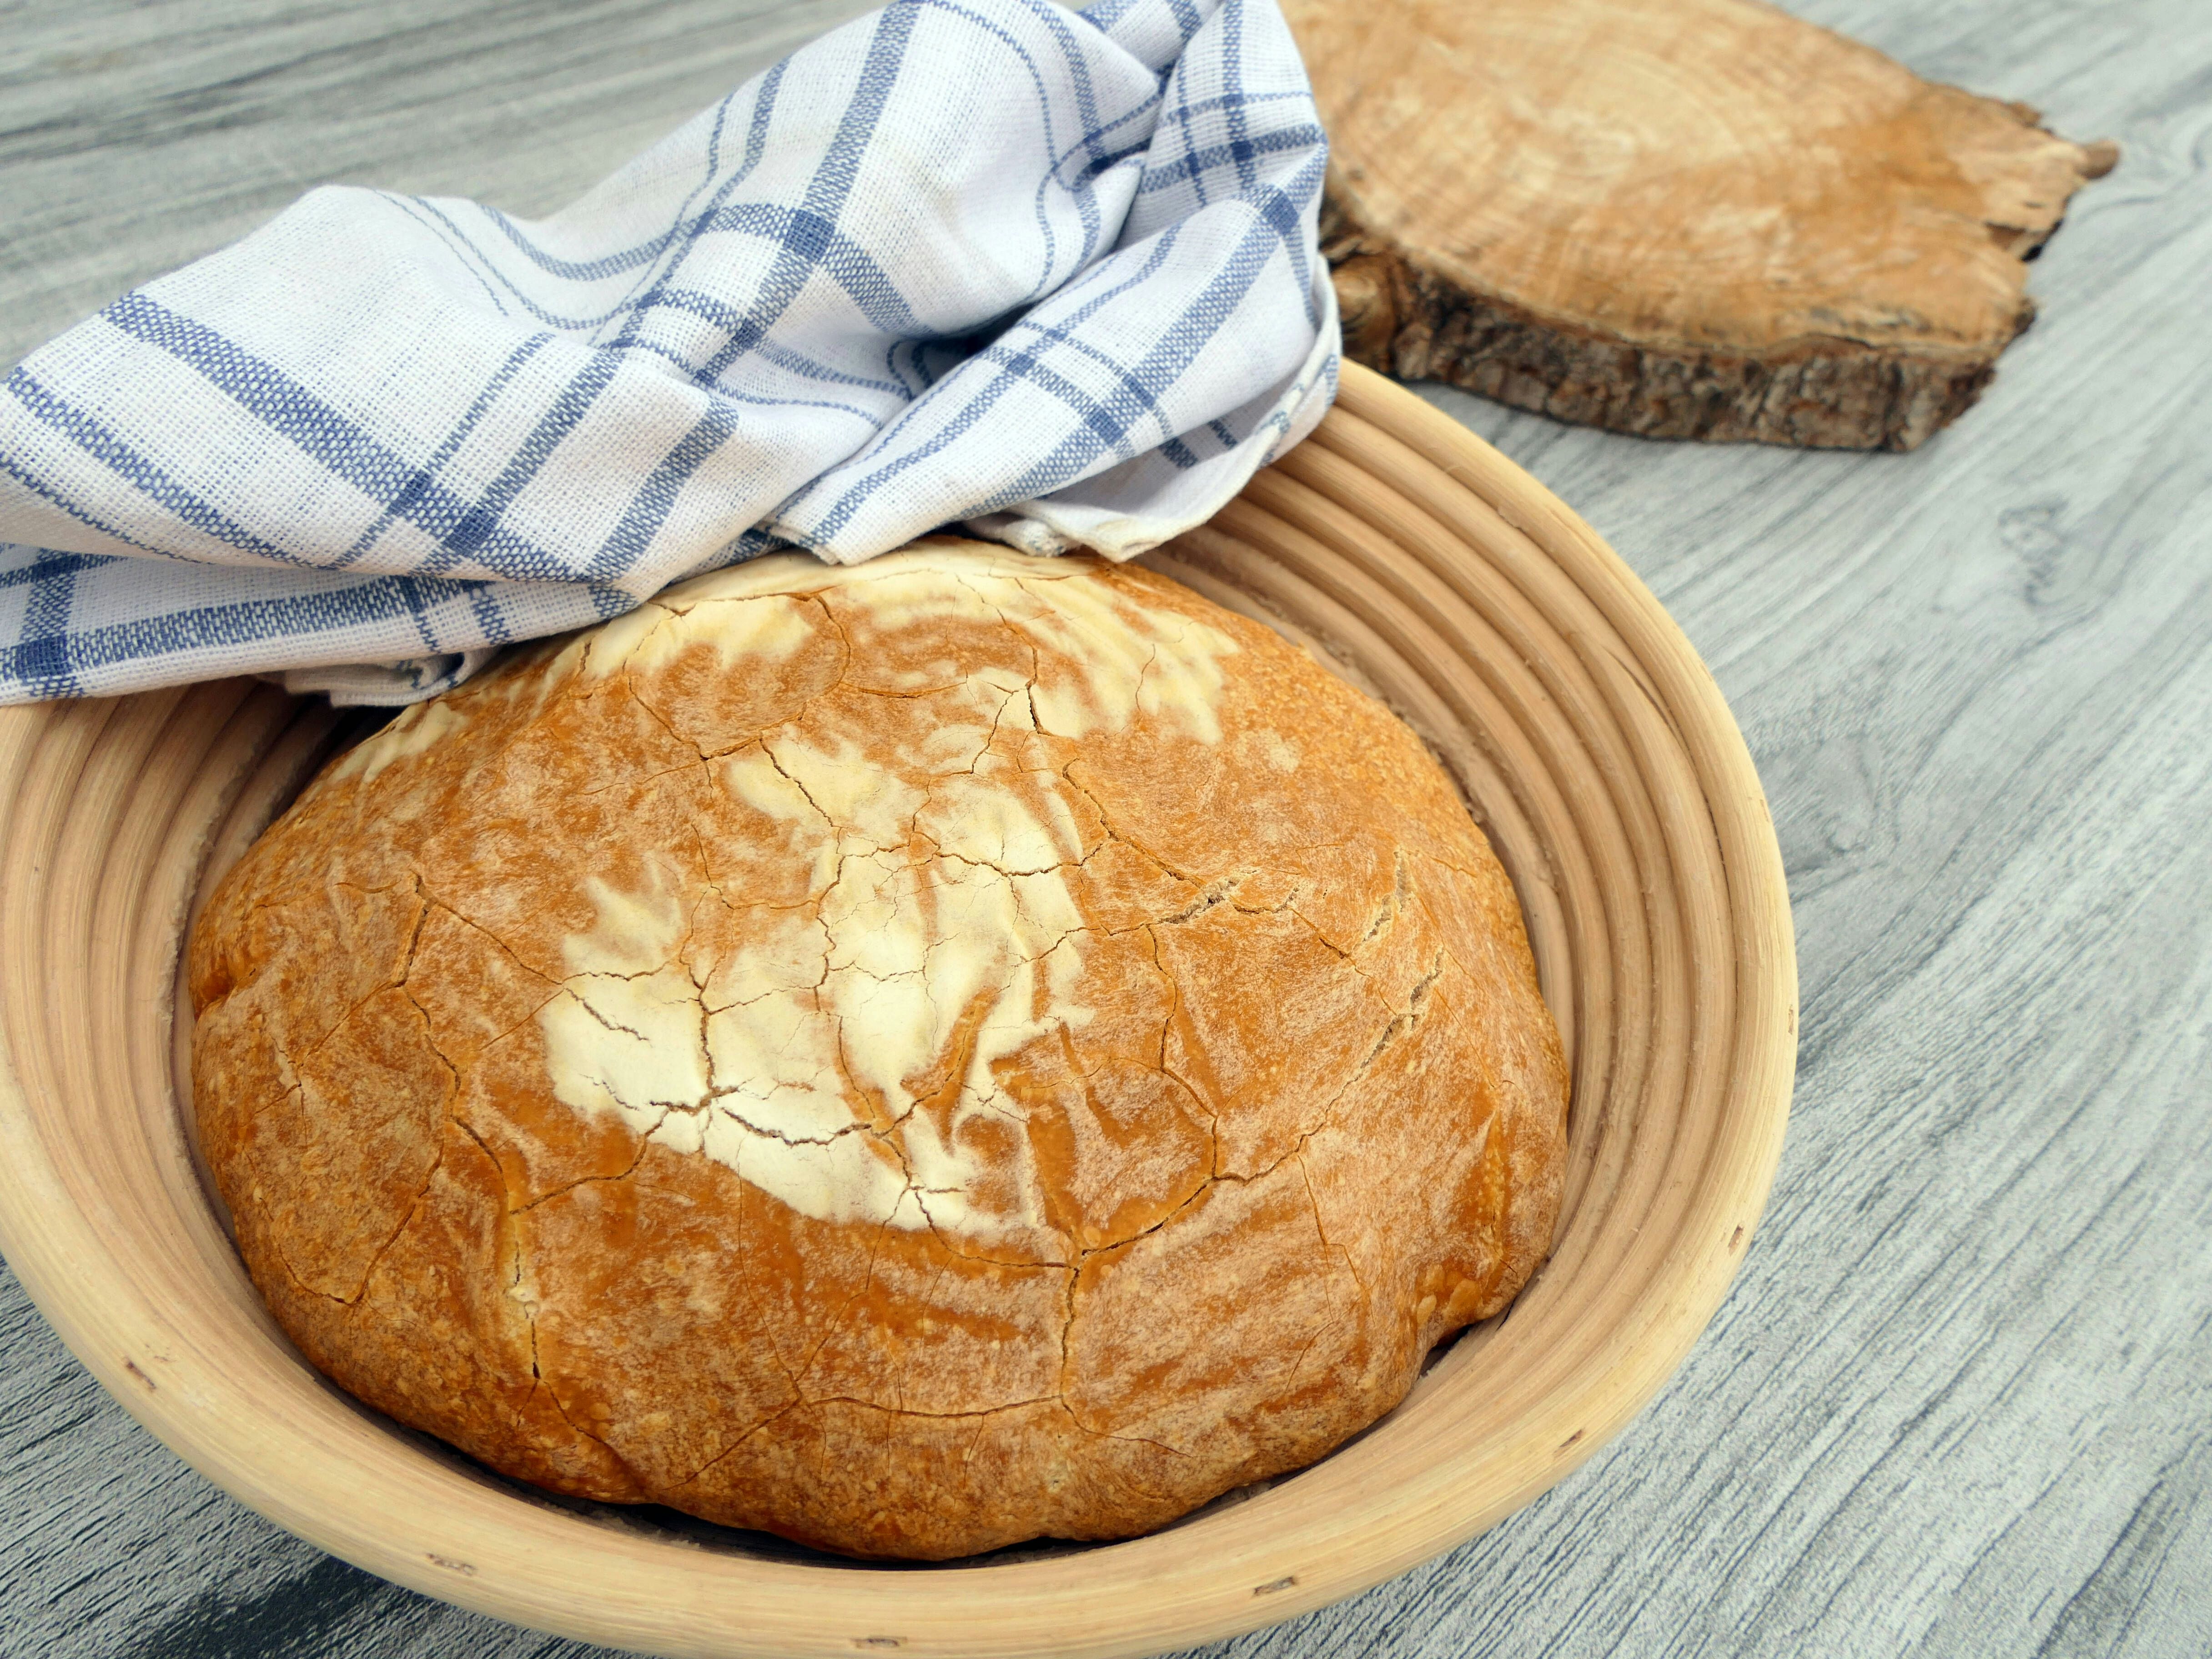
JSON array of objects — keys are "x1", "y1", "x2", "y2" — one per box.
[{"x1": 1292, "y1": 0, "x2": 2118, "y2": 450}]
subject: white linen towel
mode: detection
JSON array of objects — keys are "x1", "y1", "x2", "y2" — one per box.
[{"x1": 0, "y1": 0, "x2": 1335, "y2": 705}]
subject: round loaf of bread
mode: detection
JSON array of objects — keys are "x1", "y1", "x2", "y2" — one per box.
[{"x1": 188, "y1": 541, "x2": 1568, "y2": 1559}]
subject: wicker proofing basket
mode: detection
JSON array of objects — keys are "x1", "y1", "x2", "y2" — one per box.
[{"x1": 0, "y1": 365, "x2": 1795, "y2": 1658}]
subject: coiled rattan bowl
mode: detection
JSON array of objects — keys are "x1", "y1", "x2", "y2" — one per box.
[{"x1": 0, "y1": 364, "x2": 1794, "y2": 1658}]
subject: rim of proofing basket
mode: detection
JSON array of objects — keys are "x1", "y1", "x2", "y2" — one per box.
[{"x1": 0, "y1": 363, "x2": 1795, "y2": 1659}]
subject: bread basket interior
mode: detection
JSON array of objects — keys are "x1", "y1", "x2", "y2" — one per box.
[{"x1": 0, "y1": 364, "x2": 1795, "y2": 1659}]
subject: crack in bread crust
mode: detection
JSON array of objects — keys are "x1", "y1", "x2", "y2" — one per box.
[{"x1": 186, "y1": 540, "x2": 1569, "y2": 1559}]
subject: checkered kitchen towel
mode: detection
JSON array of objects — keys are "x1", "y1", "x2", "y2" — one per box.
[{"x1": 0, "y1": 0, "x2": 1335, "y2": 705}]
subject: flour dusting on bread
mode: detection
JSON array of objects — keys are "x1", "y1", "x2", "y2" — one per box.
[{"x1": 538, "y1": 550, "x2": 1237, "y2": 1243}]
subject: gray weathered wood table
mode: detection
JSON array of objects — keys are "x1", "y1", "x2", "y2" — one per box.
[{"x1": 4, "y1": 0, "x2": 2207, "y2": 1653}]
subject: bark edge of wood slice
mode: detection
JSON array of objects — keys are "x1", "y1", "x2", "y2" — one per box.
[{"x1": 1297, "y1": 0, "x2": 2119, "y2": 451}]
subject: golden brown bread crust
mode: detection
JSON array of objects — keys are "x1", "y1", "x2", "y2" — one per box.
[{"x1": 187, "y1": 541, "x2": 1567, "y2": 1559}]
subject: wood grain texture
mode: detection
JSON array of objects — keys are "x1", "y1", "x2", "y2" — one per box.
[
  {"x1": 2, "y1": 0, "x2": 2208, "y2": 1656},
  {"x1": 1294, "y1": 0, "x2": 2117, "y2": 451}
]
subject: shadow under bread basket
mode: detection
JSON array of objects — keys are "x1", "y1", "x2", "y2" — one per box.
[{"x1": 0, "y1": 363, "x2": 1796, "y2": 1659}]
